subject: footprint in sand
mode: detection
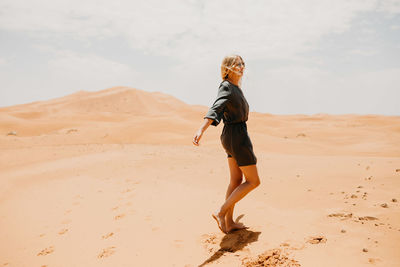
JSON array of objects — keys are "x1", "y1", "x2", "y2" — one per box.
[
  {"x1": 369, "y1": 258, "x2": 382, "y2": 264},
  {"x1": 102, "y1": 232, "x2": 114, "y2": 239},
  {"x1": 330, "y1": 212, "x2": 379, "y2": 224},
  {"x1": 58, "y1": 229, "x2": 69, "y2": 235},
  {"x1": 37, "y1": 246, "x2": 54, "y2": 256},
  {"x1": 328, "y1": 212, "x2": 353, "y2": 220},
  {"x1": 202, "y1": 234, "x2": 218, "y2": 245},
  {"x1": 358, "y1": 216, "x2": 378, "y2": 221},
  {"x1": 306, "y1": 236, "x2": 327, "y2": 244},
  {"x1": 365, "y1": 176, "x2": 373, "y2": 181},
  {"x1": 98, "y1": 246, "x2": 116, "y2": 258},
  {"x1": 280, "y1": 241, "x2": 305, "y2": 250},
  {"x1": 201, "y1": 234, "x2": 219, "y2": 253},
  {"x1": 114, "y1": 214, "x2": 125, "y2": 220},
  {"x1": 122, "y1": 188, "x2": 133, "y2": 193}
]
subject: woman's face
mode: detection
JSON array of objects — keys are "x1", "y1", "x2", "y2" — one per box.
[{"x1": 232, "y1": 57, "x2": 245, "y2": 77}]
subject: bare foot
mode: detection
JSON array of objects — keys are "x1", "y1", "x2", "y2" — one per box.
[
  {"x1": 212, "y1": 212, "x2": 227, "y2": 234},
  {"x1": 226, "y1": 221, "x2": 248, "y2": 233}
]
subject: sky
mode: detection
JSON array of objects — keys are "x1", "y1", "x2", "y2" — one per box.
[{"x1": 0, "y1": 0, "x2": 399, "y2": 115}]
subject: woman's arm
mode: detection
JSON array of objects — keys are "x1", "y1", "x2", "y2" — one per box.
[{"x1": 192, "y1": 118, "x2": 213, "y2": 146}]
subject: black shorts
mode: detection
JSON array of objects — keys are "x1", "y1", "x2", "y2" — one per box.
[{"x1": 220, "y1": 122, "x2": 257, "y2": 167}]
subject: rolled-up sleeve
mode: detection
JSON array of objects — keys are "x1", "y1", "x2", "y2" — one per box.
[{"x1": 204, "y1": 84, "x2": 231, "y2": 126}]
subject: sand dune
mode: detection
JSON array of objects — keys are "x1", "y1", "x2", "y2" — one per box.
[{"x1": 0, "y1": 87, "x2": 399, "y2": 266}]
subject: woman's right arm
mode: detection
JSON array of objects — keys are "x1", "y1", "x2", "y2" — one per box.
[
  {"x1": 193, "y1": 83, "x2": 230, "y2": 146},
  {"x1": 192, "y1": 118, "x2": 213, "y2": 146}
]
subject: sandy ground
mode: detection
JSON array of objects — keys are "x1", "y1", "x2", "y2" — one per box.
[{"x1": 0, "y1": 87, "x2": 399, "y2": 267}]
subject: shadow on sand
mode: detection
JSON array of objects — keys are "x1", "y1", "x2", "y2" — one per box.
[{"x1": 198, "y1": 228, "x2": 261, "y2": 266}]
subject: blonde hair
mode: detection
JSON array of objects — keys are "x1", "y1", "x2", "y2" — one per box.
[{"x1": 221, "y1": 55, "x2": 244, "y2": 80}]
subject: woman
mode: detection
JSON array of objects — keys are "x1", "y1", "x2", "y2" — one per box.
[{"x1": 192, "y1": 55, "x2": 261, "y2": 234}]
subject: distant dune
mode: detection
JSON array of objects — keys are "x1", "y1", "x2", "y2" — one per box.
[{"x1": 0, "y1": 86, "x2": 399, "y2": 157}]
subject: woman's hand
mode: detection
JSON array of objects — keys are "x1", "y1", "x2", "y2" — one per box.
[
  {"x1": 192, "y1": 129, "x2": 203, "y2": 146},
  {"x1": 193, "y1": 118, "x2": 213, "y2": 146}
]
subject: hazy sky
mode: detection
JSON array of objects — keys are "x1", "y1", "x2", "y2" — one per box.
[{"x1": 1, "y1": 0, "x2": 399, "y2": 115}]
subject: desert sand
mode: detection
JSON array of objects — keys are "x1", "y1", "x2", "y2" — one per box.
[{"x1": 0, "y1": 86, "x2": 399, "y2": 267}]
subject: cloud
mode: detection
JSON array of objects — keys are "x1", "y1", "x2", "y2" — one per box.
[
  {"x1": 246, "y1": 65, "x2": 400, "y2": 114},
  {"x1": 0, "y1": 49, "x2": 140, "y2": 107},
  {"x1": 348, "y1": 48, "x2": 379, "y2": 56},
  {"x1": 46, "y1": 50, "x2": 140, "y2": 90},
  {"x1": 0, "y1": 0, "x2": 386, "y2": 61},
  {"x1": 378, "y1": 0, "x2": 400, "y2": 14},
  {"x1": 0, "y1": 57, "x2": 7, "y2": 66}
]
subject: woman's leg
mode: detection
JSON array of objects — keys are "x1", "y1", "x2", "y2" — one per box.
[
  {"x1": 225, "y1": 157, "x2": 247, "y2": 231},
  {"x1": 214, "y1": 164, "x2": 260, "y2": 232}
]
